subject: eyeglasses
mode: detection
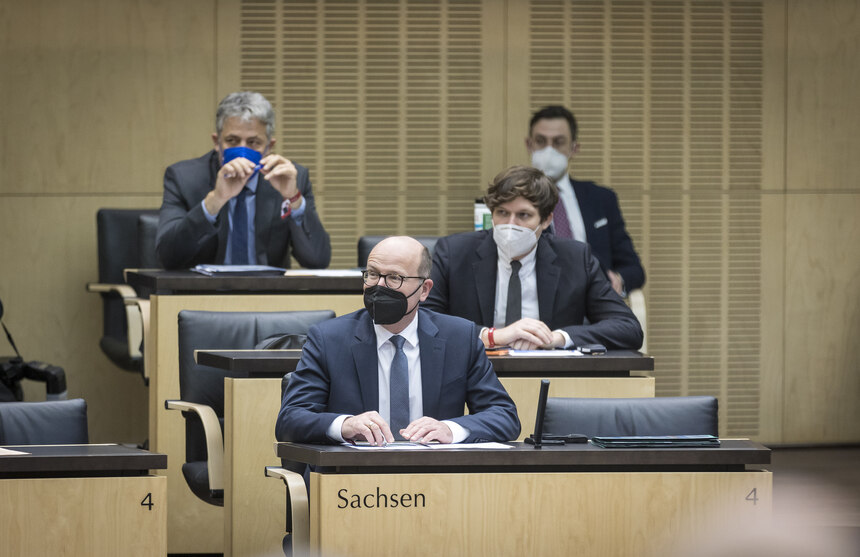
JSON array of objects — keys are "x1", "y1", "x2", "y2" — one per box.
[{"x1": 362, "y1": 270, "x2": 426, "y2": 289}]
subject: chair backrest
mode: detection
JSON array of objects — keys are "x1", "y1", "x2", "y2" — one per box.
[
  {"x1": 137, "y1": 212, "x2": 161, "y2": 269},
  {"x1": 176, "y1": 310, "x2": 335, "y2": 464},
  {"x1": 543, "y1": 396, "x2": 718, "y2": 438},
  {"x1": 357, "y1": 235, "x2": 439, "y2": 268},
  {"x1": 0, "y1": 399, "x2": 89, "y2": 444},
  {"x1": 95, "y1": 208, "x2": 159, "y2": 370}
]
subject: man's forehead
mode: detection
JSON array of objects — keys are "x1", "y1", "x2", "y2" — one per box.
[
  {"x1": 497, "y1": 197, "x2": 539, "y2": 212},
  {"x1": 221, "y1": 116, "x2": 266, "y2": 136},
  {"x1": 367, "y1": 240, "x2": 421, "y2": 273},
  {"x1": 531, "y1": 118, "x2": 571, "y2": 138}
]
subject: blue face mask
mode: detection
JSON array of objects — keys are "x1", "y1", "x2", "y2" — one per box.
[{"x1": 222, "y1": 146, "x2": 263, "y2": 179}]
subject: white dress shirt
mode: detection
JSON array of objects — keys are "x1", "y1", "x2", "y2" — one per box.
[{"x1": 491, "y1": 241, "x2": 575, "y2": 349}]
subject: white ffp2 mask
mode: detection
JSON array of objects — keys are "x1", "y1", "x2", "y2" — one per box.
[{"x1": 531, "y1": 146, "x2": 570, "y2": 181}]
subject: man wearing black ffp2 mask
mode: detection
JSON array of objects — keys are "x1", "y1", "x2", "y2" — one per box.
[{"x1": 276, "y1": 236, "x2": 521, "y2": 447}]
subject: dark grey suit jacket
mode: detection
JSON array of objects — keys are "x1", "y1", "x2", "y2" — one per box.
[
  {"x1": 276, "y1": 308, "x2": 521, "y2": 444},
  {"x1": 156, "y1": 150, "x2": 331, "y2": 270},
  {"x1": 423, "y1": 231, "x2": 643, "y2": 350}
]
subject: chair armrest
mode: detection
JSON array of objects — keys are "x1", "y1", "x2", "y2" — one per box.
[
  {"x1": 126, "y1": 298, "x2": 150, "y2": 381},
  {"x1": 164, "y1": 400, "x2": 224, "y2": 492},
  {"x1": 266, "y1": 466, "x2": 309, "y2": 556},
  {"x1": 86, "y1": 282, "x2": 138, "y2": 299}
]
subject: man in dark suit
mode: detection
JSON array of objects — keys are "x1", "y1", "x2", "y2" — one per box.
[
  {"x1": 527, "y1": 105, "x2": 645, "y2": 294},
  {"x1": 424, "y1": 166, "x2": 642, "y2": 351},
  {"x1": 277, "y1": 236, "x2": 520, "y2": 446},
  {"x1": 156, "y1": 91, "x2": 331, "y2": 270}
]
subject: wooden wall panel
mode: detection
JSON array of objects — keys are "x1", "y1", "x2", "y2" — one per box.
[
  {"x1": 515, "y1": 0, "x2": 765, "y2": 437},
  {"x1": 240, "y1": 0, "x2": 497, "y2": 267},
  {"x1": 0, "y1": 0, "x2": 216, "y2": 444},
  {"x1": 786, "y1": 0, "x2": 860, "y2": 193},
  {"x1": 784, "y1": 194, "x2": 860, "y2": 443}
]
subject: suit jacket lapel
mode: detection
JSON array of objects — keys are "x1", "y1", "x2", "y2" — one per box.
[
  {"x1": 416, "y1": 310, "x2": 445, "y2": 418},
  {"x1": 351, "y1": 313, "x2": 380, "y2": 411},
  {"x1": 473, "y1": 232, "x2": 498, "y2": 326},
  {"x1": 572, "y1": 179, "x2": 596, "y2": 243},
  {"x1": 535, "y1": 236, "x2": 560, "y2": 324}
]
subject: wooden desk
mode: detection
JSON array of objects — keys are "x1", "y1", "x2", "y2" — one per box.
[
  {"x1": 0, "y1": 444, "x2": 167, "y2": 556},
  {"x1": 126, "y1": 270, "x2": 364, "y2": 555},
  {"x1": 198, "y1": 348, "x2": 655, "y2": 557},
  {"x1": 277, "y1": 441, "x2": 772, "y2": 557}
]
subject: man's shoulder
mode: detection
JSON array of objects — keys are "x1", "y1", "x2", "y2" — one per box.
[
  {"x1": 540, "y1": 234, "x2": 590, "y2": 260},
  {"x1": 438, "y1": 230, "x2": 489, "y2": 250},
  {"x1": 571, "y1": 177, "x2": 619, "y2": 203}
]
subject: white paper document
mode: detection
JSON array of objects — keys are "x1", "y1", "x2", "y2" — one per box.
[
  {"x1": 283, "y1": 269, "x2": 363, "y2": 278},
  {"x1": 507, "y1": 349, "x2": 583, "y2": 357},
  {"x1": 0, "y1": 447, "x2": 29, "y2": 455},
  {"x1": 342, "y1": 441, "x2": 513, "y2": 450},
  {"x1": 191, "y1": 264, "x2": 286, "y2": 276}
]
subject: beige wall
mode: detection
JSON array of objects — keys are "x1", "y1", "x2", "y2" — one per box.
[
  {"x1": 0, "y1": 0, "x2": 857, "y2": 445},
  {"x1": 0, "y1": 0, "x2": 218, "y2": 443}
]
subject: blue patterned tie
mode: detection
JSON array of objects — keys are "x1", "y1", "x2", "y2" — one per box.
[
  {"x1": 389, "y1": 335, "x2": 410, "y2": 440},
  {"x1": 553, "y1": 199, "x2": 573, "y2": 239},
  {"x1": 231, "y1": 187, "x2": 250, "y2": 265}
]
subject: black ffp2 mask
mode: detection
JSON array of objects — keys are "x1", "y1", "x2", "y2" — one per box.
[{"x1": 363, "y1": 283, "x2": 423, "y2": 325}]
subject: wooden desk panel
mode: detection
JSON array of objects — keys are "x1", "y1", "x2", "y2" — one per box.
[
  {"x1": 277, "y1": 442, "x2": 771, "y2": 557},
  {"x1": 0, "y1": 444, "x2": 167, "y2": 557},
  {"x1": 312, "y1": 470, "x2": 770, "y2": 557}
]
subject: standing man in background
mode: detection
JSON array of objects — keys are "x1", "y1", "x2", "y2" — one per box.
[
  {"x1": 156, "y1": 91, "x2": 331, "y2": 270},
  {"x1": 527, "y1": 105, "x2": 645, "y2": 295}
]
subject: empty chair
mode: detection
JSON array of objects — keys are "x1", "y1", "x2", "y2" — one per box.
[
  {"x1": 357, "y1": 235, "x2": 438, "y2": 268},
  {"x1": 86, "y1": 208, "x2": 160, "y2": 379},
  {"x1": 166, "y1": 309, "x2": 335, "y2": 506},
  {"x1": 543, "y1": 396, "x2": 718, "y2": 438},
  {"x1": 0, "y1": 399, "x2": 89, "y2": 444}
]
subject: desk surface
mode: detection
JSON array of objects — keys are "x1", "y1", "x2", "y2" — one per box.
[
  {"x1": 126, "y1": 269, "x2": 363, "y2": 294},
  {"x1": 276, "y1": 439, "x2": 769, "y2": 472},
  {"x1": 197, "y1": 349, "x2": 654, "y2": 377},
  {"x1": 0, "y1": 443, "x2": 167, "y2": 475}
]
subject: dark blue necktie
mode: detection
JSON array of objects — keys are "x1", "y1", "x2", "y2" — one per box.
[
  {"x1": 231, "y1": 187, "x2": 250, "y2": 265},
  {"x1": 389, "y1": 335, "x2": 410, "y2": 440}
]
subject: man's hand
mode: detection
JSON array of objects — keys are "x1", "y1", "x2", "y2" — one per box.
[
  {"x1": 488, "y1": 318, "x2": 557, "y2": 350},
  {"x1": 260, "y1": 154, "x2": 299, "y2": 201},
  {"x1": 342, "y1": 411, "x2": 394, "y2": 446},
  {"x1": 607, "y1": 269, "x2": 624, "y2": 296},
  {"x1": 204, "y1": 157, "x2": 259, "y2": 215},
  {"x1": 400, "y1": 416, "x2": 454, "y2": 444}
]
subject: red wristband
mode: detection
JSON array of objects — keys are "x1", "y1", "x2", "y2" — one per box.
[
  {"x1": 487, "y1": 327, "x2": 496, "y2": 349},
  {"x1": 281, "y1": 192, "x2": 303, "y2": 220},
  {"x1": 289, "y1": 191, "x2": 302, "y2": 204}
]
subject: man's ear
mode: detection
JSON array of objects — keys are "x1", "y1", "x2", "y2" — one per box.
[
  {"x1": 539, "y1": 214, "x2": 553, "y2": 232},
  {"x1": 211, "y1": 132, "x2": 220, "y2": 150},
  {"x1": 267, "y1": 137, "x2": 276, "y2": 153},
  {"x1": 419, "y1": 278, "x2": 434, "y2": 302},
  {"x1": 524, "y1": 136, "x2": 534, "y2": 154}
]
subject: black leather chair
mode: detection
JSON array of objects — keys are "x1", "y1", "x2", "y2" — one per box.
[
  {"x1": 0, "y1": 399, "x2": 88, "y2": 444},
  {"x1": 165, "y1": 309, "x2": 335, "y2": 506},
  {"x1": 543, "y1": 396, "x2": 718, "y2": 438},
  {"x1": 357, "y1": 235, "x2": 439, "y2": 268},
  {"x1": 86, "y1": 208, "x2": 159, "y2": 380}
]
